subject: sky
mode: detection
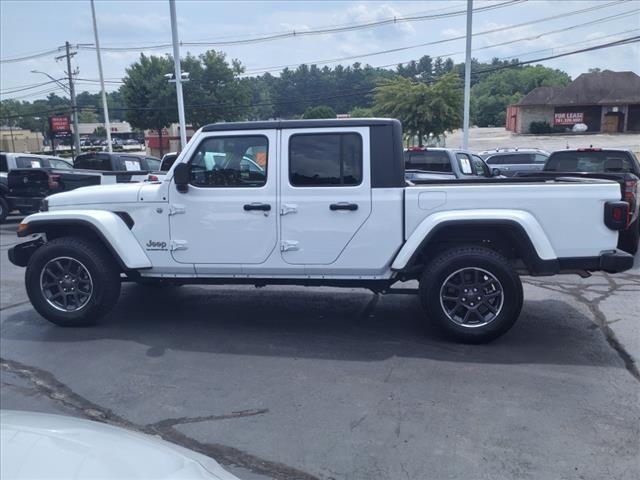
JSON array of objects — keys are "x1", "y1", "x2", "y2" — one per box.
[{"x1": 1, "y1": 0, "x2": 639, "y2": 102}]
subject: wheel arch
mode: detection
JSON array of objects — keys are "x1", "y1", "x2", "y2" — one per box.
[
  {"x1": 15, "y1": 211, "x2": 151, "y2": 271},
  {"x1": 392, "y1": 215, "x2": 558, "y2": 276}
]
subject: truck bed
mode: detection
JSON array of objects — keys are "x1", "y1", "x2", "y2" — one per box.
[{"x1": 404, "y1": 177, "x2": 622, "y2": 260}]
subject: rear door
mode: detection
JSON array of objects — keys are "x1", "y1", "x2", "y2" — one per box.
[{"x1": 280, "y1": 127, "x2": 371, "y2": 265}]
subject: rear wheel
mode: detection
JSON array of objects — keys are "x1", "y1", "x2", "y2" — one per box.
[
  {"x1": 618, "y1": 218, "x2": 639, "y2": 255},
  {"x1": 419, "y1": 246, "x2": 523, "y2": 343},
  {"x1": 25, "y1": 237, "x2": 121, "y2": 326},
  {"x1": 0, "y1": 196, "x2": 8, "y2": 223}
]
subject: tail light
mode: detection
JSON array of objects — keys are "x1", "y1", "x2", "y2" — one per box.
[
  {"x1": 148, "y1": 174, "x2": 159, "y2": 182},
  {"x1": 624, "y1": 179, "x2": 637, "y2": 226},
  {"x1": 48, "y1": 174, "x2": 61, "y2": 189},
  {"x1": 604, "y1": 201, "x2": 629, "y2": 230}
]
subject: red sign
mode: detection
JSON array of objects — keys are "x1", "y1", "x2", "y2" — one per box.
[
  {"x1": 554, "y1": 112, "x2": 584, "y2": 125},
  {"x1": 49, "y1": 116, "x2": 71, "y2": 133}
]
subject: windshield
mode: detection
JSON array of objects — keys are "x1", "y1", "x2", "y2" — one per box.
[
  {"x1": 546, "y1": 151, "x2": 636, "y2": 173},
  {"x1": 404, "y1": 150, "x2": 452, "y2": 173}
]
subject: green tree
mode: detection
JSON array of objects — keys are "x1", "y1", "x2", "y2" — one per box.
[
  {"x1": 373, "y1": 73, "x2": 463, "y2": 145},
  {"x1": 181, "y1": 50, "x2": 251, "y2": 127},
  {"x1": 471, "y1": 65, "x2": 570, "y2": 126},
  {"x1": 93, "y1": 125, "x2": 107, "y2": 137},
  {"x1": 349, "y1": 106, "x2": 373, "y2": 118},
  {"x1": 120, "y1": 54, "x2": 177, "y2": 155},
  {"x1": 302, "y1": 105, "x2": 336, "y2": 119}
]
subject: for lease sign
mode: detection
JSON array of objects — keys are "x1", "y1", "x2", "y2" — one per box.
[
  {"x1": 49, "y1": 116, "x2": 71, "y2": 133},
  {"x1": 554, "y1": 112, "x2": 584, "y2": 125}
]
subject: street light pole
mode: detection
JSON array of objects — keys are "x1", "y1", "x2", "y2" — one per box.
[
  {"x1": 169, "y1": 0, "x2": 187, "y2": 149},
  {"x1": 90, "y1": 0, "x2": 112, "y2": 153},
  {"x1": 462, "y1": 0, "x2": 473, "y2": 150}
]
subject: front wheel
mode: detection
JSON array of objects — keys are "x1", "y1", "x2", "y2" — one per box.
[
  {"x1": 419, "y1": 246, "x2": 523, "y2": 343},
  {"x1": 25, "y1": 237, "x2": 121, "y2": 326}
]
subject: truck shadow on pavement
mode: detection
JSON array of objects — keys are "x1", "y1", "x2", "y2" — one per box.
[{"x1": 0, "y1": 283, "x2": 626, "y2": 370}]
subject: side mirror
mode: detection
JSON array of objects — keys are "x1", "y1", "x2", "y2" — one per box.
[
  {"x1": 492, "y1": 168, "x2": 501, "y2": 177},
  {"x1": 173, "y1": 163, "x2": 190, "y2": 193}
]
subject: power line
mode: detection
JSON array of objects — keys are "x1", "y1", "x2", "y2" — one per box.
[
  {"x1": 0, "y1": 86, "x2": 68, "y2": 101},
  {"x1": 244, "y1": 5, "x2": 638, "y2": 74},
  {"x1": 369, "y1": 26, "x2": 640, "y2": 71},
  {"x1": 75, "y1": 0, "x2": 527, "y2": 52},
  {"x1": 0, "y1": 47, "x2": 62, "y2": 64},
  {"x1": 0, "y1": 78, "x2": 66, "y2": 95},
  {"x1": 3, "y1": 34, "x2": 638, "y2": 119}
]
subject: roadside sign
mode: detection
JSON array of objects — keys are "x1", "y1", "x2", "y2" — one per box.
[
  {"x1": 554, "y1": 112, "x2": 584, "y2": 125},
  {"x1": 49, "y1": 116, "x2": 71, "y2": 133}
]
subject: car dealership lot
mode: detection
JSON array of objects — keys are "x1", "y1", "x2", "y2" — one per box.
[{"x1": 1, "y1": 217, "x2": 638, "y2": 480}]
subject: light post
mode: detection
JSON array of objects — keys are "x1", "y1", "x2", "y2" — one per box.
[
  {"x1": 30, "y1": 70, "x2": 69, "y2": 93},
  {"x1": 169, "y1": 0, "x2": 187, "y2": 149}
]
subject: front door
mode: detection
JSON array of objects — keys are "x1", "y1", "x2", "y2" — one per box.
[
  {"x1": 280, "y1": 127, "x2": 372, "y2": 265},
  {"x1": 169, "y1": 130, "x2": 277, "y2": 265}
]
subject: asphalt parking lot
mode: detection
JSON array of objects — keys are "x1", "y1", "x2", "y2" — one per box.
[{"x1": 1, "y1": 215, "x2": 638, "y2": 480}]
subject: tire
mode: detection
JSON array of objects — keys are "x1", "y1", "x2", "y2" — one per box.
[
  {"x1": 0, "y1": 196, "x2": 8, "y2": 223},
  {"x1": 25, "y1": 237, "x2": 121, "y2": 326},
  {"x1": 618, "y1": 219, "x2": 639, "y2": 255},
  {"x1": 419, "y1": 246, "x2": 523, "y2": 343}
]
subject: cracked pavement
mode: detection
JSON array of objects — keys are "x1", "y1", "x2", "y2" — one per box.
[{"x1": 1, "y1": 216, "x2": 639, "y2": 479}]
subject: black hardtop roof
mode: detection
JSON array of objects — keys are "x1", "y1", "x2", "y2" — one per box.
[{"x1": 201, "y1": 118, "x2": 400, "y2": 132}]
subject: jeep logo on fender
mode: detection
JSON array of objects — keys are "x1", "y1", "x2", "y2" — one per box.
[{"x1": 146, "y1": 240, "x2": 167, "y2": 251}]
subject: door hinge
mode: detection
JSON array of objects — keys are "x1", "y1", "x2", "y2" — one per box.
[
  {"x1": 280, "y1": 240, "x2": 299, "y2": 252},
  {"x1": 280, "y1": 204, "x2": 298, "y2": 215},
  {"x1": 170, "y1": 240, "x2": 188, "y2": 251},
  {"x1": 168, "y1": 205, "x2": 186, "y2": 216}
]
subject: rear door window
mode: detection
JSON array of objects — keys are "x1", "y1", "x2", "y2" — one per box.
[
  {"x1": 404, "y1": 150, "x2": 452, "y2": 173},
  {"x1": 289, "y1": 133, "x2": 362, "y2": 186},
  {"x1": 75, "y1": 153, "x2": 112, "y2": 170},
  {"x1": 16, "y1": 156, "x2": 51, "y2": 168},
  {"x1": 0, "y1": 154, "x2": 8, "y2": 172},
  {"x1": 455, "y1": 153, "x2": 474, "y2": 175},
  {"x1": 119, "y1": 155, "x2": 144, "y2": 171}
]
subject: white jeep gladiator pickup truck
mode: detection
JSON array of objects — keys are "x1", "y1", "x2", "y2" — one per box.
[{"x1": 8, "y1": 119, "x2": 634, "y2": 343}]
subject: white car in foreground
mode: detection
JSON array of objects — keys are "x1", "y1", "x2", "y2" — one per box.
[{"x1": 0, "y1": 411, "x2": 240, "y2": 479}]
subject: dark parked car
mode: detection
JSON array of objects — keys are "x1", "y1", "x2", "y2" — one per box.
[
  {"x1": 479, "y1": 148, "x2": 550, "y2": 176},
  {"x1": 1, "y1": 153, "x2": 76, "y2": 222},
  {"x1": 523, "y1": 148, "x2": 640, "y2": 254}
]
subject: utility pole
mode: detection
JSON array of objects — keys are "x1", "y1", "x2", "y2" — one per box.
[
  {"x1": 462, "y1": 0, "x2": 473, "y2": 150},
  {"x1": 59, "y1": 42, "x2": 81, "y2": 156},
  {"x1": 169, "y1": 0, "x2": 187, "y2": 149},
  {"x1": 90, "y1": 0, "x2": 112, "y2": 152}
]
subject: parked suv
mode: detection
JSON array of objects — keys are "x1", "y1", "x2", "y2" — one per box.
[{"x1": 479, "y1": 149, "x2": 549, "y2": 177}]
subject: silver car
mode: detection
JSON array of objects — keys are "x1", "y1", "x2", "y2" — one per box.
[{"x1": 479, "y1": 148, "x2": 549, "y2": 177}]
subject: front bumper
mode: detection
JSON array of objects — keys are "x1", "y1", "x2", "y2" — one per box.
[
  {"x1": 7, "y1": 238, "x2": 44, "y2": 267},
  {"x1": 557, "y1": 249, "x2": 635, "y2": 274}
]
